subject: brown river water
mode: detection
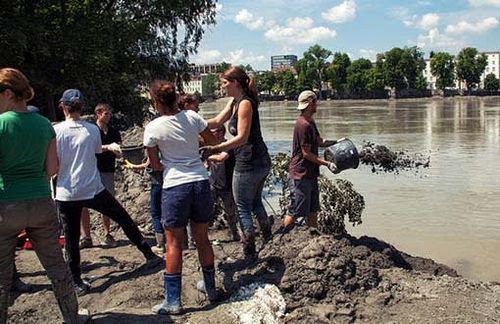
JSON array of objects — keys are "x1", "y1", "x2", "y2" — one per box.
[{"x1": 200, "y1": 97, "x2": 500, "y2": 282}]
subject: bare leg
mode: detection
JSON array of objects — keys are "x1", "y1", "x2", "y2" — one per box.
[
  {"x1": 165, "y1": 228, "x2": 186, "y2": 274},
  {"x1": 191, "y1": 222, "x2": 214, "y2": 268},
  {"x1": 80, "y1": 208, "x2": 91, "y2": 239}
]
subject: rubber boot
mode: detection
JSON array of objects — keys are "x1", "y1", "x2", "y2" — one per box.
[
  {"x1": 0, "y1": 284, "x2": 9, "y2": 324},
  {"x1": 51, "y1": 275, "x2": 81, "y2": 324},
  {"x1": 196, "y1": 266, "x2": 217, "y2": 303},
  {"x1": 241, "y1": 231, "x2": 257, "y2": 262},
  {"x1": 256, "y1": 215, "x2": 272, "y2": 243},
  {"x1": 152, "y1": 273, "x2": 182, "y2": 315},
  {"x1": 151, "y1": 233, "x2": 166, "y2": 254}
]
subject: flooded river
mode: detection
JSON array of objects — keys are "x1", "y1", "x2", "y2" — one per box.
[{"x1": 201, "y1": 97, "x2": 500, "y2": 282}]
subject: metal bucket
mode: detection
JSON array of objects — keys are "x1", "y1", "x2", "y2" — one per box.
[
  {"x1": 324, "y1": 139, "x2": 359, "y2": 172},
  {"x1": 121, "y1": 145, "x2": 145, "y2": 164}
]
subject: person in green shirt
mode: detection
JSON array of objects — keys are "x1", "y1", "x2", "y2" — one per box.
[{"x1": 0, "y1": 68, "x2": 88, "y2": 323}]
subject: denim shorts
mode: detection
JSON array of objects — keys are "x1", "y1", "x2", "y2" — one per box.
[
  {"x1": 288, "y1": 177, "x2": 320, "y2": 218},
  {"x1": 161, "y1": 180, "x2": 214, "y2": 228}
]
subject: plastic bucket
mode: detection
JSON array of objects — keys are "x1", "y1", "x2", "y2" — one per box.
[
  {"x1": 324, "y1": 139, "x2": 359, "y2": 172},
  {"x1": 121, "y1": 145, "x2": 145, "y2": 164}
]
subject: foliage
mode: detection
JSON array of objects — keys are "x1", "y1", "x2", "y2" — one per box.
[
  {"x1": 202, "y1": 73, "x2": 219, "y2": 97},
  {"x1": 346, "y1": 58, "x2": 373, "y2": 93},
  {"x1": 295, "y1": 44, "x2": 332, "y2": 98},
  {"x1": 377, "y1": 47, "x2": 425, "y2": 91},
  {"x1": 415, "y1": 75, "x2": 428, "y2": 92},
  {"x1": 266, "y1": 153, "x2": 365, "y2": 235},
  {"x1": 326, "y1": 52, "x2": 351, "y2": 94},
  {"x1": 273, "y1": 69, "x2": 297, "y2": 97},
  {"x1": 455, "y1": 47, "x2": 487, "y2": 91},
  {"x1": 254, "y1": 71, "x2": 276, "y2": 94},
  {"x1": 365, "y1": 68, "x2": 385, "y2": 92},
  {"x1": 430, "y1": 52, "x2": 455, "y2": 90},
  {"x1": 0, "y1": 0, "x2": 217, "y2": 122},
  {"x1": 216, "y1": 61, "x2": 231, "y2": 73},
  {"x1": 483, "y1": 73, "x2": 500, "y2": 91}
]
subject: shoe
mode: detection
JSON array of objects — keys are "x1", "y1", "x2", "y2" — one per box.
[
  {"x1": 152, "y1": 300, "x2": 182, "y2": 315},
  {"x1": 197, "y1": 267, "x2": 217, "y2": 303},
  {"x1": 144, "y1": 253, "x2": 163, "y2": 268},
  {"x1": 102, "y1": 234, "x2": 117, "y2": 248},
  {"x1": 151, "y1": 245, "x2": 165, "y2": 255},
  {"x1": 152, "y1": 273, "x2": 182, "y2": 315},
  {"x1": 74, "y1": 280, "x2": 91, "y2": 296},
  {"x1": 77, "y1": 308, "x2": 91, "y2": 324},
  {"x1": 79, "y1": 237, "x2": 93, "y2": 249},
  {"x1": 151, "y1": 233, "x2": 166, "y2": 255},
  {"x1": 11, "y1": 278, "x2": 33, "y2": 293}
]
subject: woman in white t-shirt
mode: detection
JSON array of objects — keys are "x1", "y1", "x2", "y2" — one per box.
[{"x1": 144, "y1": 81, "x2": 217, "y2": 315}]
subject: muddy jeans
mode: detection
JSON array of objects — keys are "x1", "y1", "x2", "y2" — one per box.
[
  {"x1": 57, "y1": 189, "x2": 147, "y2": 284},
  {"x1": 0, "y1": 198, "x2": 78, "y2": 324},
  {"x1": 211, "y1": 187, "x2": 240, "y2": 238}
]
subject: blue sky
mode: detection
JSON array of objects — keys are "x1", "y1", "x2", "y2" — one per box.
[{"x1": 190, "y1": 0, "x2": 500, "y2": 70}]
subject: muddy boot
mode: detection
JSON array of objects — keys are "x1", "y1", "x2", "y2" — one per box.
[
  {"x1": 196, "y1": 266, "x2": 217, "y2": 303},
  {"x1": 0, "y1": 284, "x2": 9, "y2": 324},
  {"x1": 139, "y1": 241, "x2": 163, "y2": 268},
  {"x1": 52, "y1": 275, "x2": 90, "y2": 324},
  {"x1": 241, "y1": 231, "x2": 257, "y2": 262},
  {"x1": 151, "y1": 233, "x2": 166, "y2": 255},
  {"x1": 152, "y1": 273, "x2": 182, "y2": 315},
  {"x1": 257, "y1": 216, "x2": 272, "y2": 243}
]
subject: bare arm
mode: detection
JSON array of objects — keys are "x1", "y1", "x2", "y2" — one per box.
[
  {"x1": 207, "y1": 151, "x2": 229, "y2": 163},
  {"x1": 207, "y1": 99, "x2": 233, "y2": 129},
  {"x1": 215, "y1": 100, "x2": 252, "y2": 152},
  {"x1": 45, "y1": 138, "x2": 58, "y2": 177},
  {"x1": 301, "y1": 143, "x2": 329, "y2": 167},
  {"x1": 146, "y1": 146, "x2": 163, "y2": 171},
  {"x1": 200, "y1": 127, "x2": 217, "y2": 145}
]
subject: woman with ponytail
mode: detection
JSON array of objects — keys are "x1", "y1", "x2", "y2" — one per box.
[
  {"x1": 144, "y1": 80, "x2": 217, "y2": 315},
  {"x1": 203, "y1": 66, "x2": 272, "y2": 261}
]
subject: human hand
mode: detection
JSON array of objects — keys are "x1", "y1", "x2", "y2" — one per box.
[
  {"x1": 327, "y1": 162, "x2": 339, "y2": 174},
  {"x1": 199, "y1": 146, "x2": 220, "y2": 161},
  {"x1": 108, "y1": 142, "x2": 122, "y2": 157}
]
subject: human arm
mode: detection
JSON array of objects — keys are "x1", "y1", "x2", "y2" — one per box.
[
  {"x1": 214, "y1": 99, "x2": 252, "y2": 152},
  {"x1": 207, "y1": 151, "x2": 229, "y2": 164},
  {"x1": 318, "y1": 137, "x2": 347, "y2": 147},
  {"x1": 145, "y1": 146, "x2": 163, "y2": 171},
  {"x1": 207, "y1": 98, "x2": 234, "y2": 129},
  {"x1": 45, "y1": 138, "x2": 58, "y2": 178}
]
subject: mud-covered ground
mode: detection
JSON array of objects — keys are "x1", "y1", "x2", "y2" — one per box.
[{"x1": 8, "y1": 125, "x2": 500, "y2": 323}]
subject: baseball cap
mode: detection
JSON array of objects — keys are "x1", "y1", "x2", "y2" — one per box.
[
  {"x1": 27, "y1": 105, "x2": 40, "y2": 114},
  {"x1": 60, "y1": 89, "x2": 83, "y2": 106},
  {"x1": 297, "y1": 90, "x2": 317, "y2": 110}
]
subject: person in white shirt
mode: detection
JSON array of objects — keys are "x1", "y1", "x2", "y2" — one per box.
[{"x1": 54, "y1": 89, "x2": 161, "y2": 296}]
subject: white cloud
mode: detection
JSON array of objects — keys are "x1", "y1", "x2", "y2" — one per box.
[
  {"x1": 287, "y1": 17, "x2": 314, "y2": 29},
  {"x1": 215, "y1": 3, "x2": 223, "y2": 14},
  {"x1": 445, "y1": 17, "x2": 499, "y2": 34},
  {"x1": 322, "y1": 0, "x2": 357, "y2": 23},
  {"x1": 234, "y1": 9, "x2": 266, "y2": 30},
  {"x1": 359, "y1": 49, "x2": 377, "y2": 61},
  {"x1": 468, "y1": 0, "x2": 500, "y2": 7},
  {"x1": 222, "y1": 49, "x2": 267, "y2": 66},
  {"x1": 265, "y1": 25, "x2": 337, "y2": 44},
  {"x1": 404, "y1": 13, "x2": 440, "y2": 30},
  {"x1": 191, "y1": 49, "x2": 222, "y2": 64},
  {"x1": 416, "y1": 28, "x2": 466, "y2": 50}
]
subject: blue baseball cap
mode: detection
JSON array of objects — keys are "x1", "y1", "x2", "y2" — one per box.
[
  {"x1": 60, "y1": 89, "x2": 83, "y2": 106},
  {"x1": 27, "y1": 105, "x2": 40, "y2": 113}
]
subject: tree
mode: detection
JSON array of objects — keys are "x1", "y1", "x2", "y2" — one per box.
[
  {"x1": 216, "y1": 62, "x2": 232, "y2": 73},
  {"x1": 202, "y1": 73, "x2": 219, "y2": 97},
  {"x1": 295, "y1": 44, "x2": 332, "y2": 98},
  {"x1": 377, "y1": 47, "x2": 425, "y2": 91},
  {"x1": 430, "y1": 52, "x2": 455, "y2": 90},
  {"x1": 365, "y1": 68, "x2": 385, "y2": 92},
  {"x1": 456, "y1": 47, "x2": 487, "y2": 91},
  {"x1": 483, "y1": 73, "x2": 500, "y2": 91},
  {"x1": 325, "y1": 52, "x2": 351, "y2": 94},
  {"x1": 254, "y1": 71, "x2": 276, "y2": 94},
  {"x1": 415, "y1": 75, "x2": 428, "y2": 92},
  {"x1": 0, "y1": 1, "x2": 217, "y2": 121},
  {"x1": 273, "y1": 69, "x2": 297, "y2": 97},
  {"x1": 346, "y1": 59, "x2": 372, "y2": 94}
]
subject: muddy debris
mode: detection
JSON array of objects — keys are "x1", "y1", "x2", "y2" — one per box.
[{"x1": 357, "y1": 141, "x2": 430, "y2": 174}]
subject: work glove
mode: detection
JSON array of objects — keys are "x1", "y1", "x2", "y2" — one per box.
[
  {"x1": 327, "y1": 162, "x2": 339, "y2": 174},
  {"x1": 108, "y1": 142, "x2": 122, "y2": 157},
  {"x1": 199, "y1": 146, "x2": 220, "y2": 161},
  {"x1": 123, "y1": 159, "x2": 134, "y2": 169}
]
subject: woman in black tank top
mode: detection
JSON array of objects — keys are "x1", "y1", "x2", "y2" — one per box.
[{"x1": 204, "y1": 66, "x2": 272, "y2": 261}]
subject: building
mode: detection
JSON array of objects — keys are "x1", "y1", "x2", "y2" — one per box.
[
  {"x1": 189, "y1": 63, "x2": 224, "y2": 75},
  {"x1": 423, "y1": 59, "x2": 437, "y2": 90},
  {"x1": 481, "y1": 51, "x2": 500, "y2": 84},
  {"x1": 271, "y1": 55, "x2": 297, "y2": 71},
  {"x1": 183, "y1": 75, "x2": 203, "y2": 95}
]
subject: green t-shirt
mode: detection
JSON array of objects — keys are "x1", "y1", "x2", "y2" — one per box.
[{"x1": 0, "y1": 111, "x2": 55, "y2": 201}]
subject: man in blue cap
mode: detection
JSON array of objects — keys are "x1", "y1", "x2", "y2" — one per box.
[{"x1": 54, "y1": 89, "x2": 162, "y2": 296}]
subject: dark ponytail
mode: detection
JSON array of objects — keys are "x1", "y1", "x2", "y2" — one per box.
[
  {"x1": 221, "y1": 66, "x2": 259, "y2": 105},
  {"x1": 150, "y1": 80, "x2": 177, "y2": 113}
]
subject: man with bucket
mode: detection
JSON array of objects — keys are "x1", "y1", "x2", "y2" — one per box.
[{"x1": 281, "y1": 90, "x2": 343, "y2": 231}]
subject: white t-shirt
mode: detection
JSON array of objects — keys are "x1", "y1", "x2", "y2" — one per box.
[
  {"x1": 143, "y1": 110, "x2": 208, "y2": 189},
  {"x1": 54, "y1": 120, "x2": 105, "y2": 201}
]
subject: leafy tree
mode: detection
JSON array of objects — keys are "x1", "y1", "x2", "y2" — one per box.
[
  {"x1": 378, "y1": 46, "x2": 425, "y2": 91},
  {"x1": 216, "y1": 62, "x2": 232, "y2": 73},
  {"x1": 202, "y1": 73, "x2": 219, "y2": 97},
  {"x1": 346, "y1": 59, "x2": 372, "y2": 93},
  {"x1": 415, "y1": 75, "x2": 428, "y2": 91},
  {"x1": 326, "y1": 52, "x2": 351, "y2": 93},
  {"x1": 0, "y1": 1, "x2": 217, "y2": 121},
  {"x1": 430, "y1": 52, "x2": 455, "y2": 90},
  {"x1": 456, "y1": 47, "x2": 487, "y2": 91},
  {"x1": 296, "y1": 44, "x2": 332, "y2": 98},
  {"x1": 254, "y1": 71, "x2": 276, "y2": 94},
  {"x1": 365, "y1": 68, "x2": 385, "y2": 92},
  {"x1": 273, "y1": 69, "x2": 297, "y2": 97},
  {"x1": 483, "y1": 73, "x2": 500, "y2": 91}
]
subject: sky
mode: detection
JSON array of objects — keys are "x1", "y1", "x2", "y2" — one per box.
[{"x1": 190, "y1": 0, "x2": 500, "y2": 70}]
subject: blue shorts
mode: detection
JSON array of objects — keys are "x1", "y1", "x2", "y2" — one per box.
[
  {"x1": 161, "y1": 180, "x2": 214, "y2": 228},
  {"x1": 288, "y1": 178, "x2": 320, "y2": 218}
]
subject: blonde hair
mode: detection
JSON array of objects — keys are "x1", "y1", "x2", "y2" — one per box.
[
  {"x1": 0, "y1": 68, "x2": 34, "y2": 101},
  {"x1": 95, "y1": 103, "x2": 112, "y2": 115}
]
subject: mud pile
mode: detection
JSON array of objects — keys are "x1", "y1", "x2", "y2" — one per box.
[{"x1": 358, "y1": 142, "x2": 430, "y2": 174}]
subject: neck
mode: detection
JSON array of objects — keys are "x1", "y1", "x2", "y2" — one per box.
[
  {"x1": 232, "y1": 89, "x2": 244, "y2": 101},
  {"x1": 8, "y1": 101, "x2": 27, "y2": 113},
  {"x1": 97, "y1": 120, "x2": 108, "y2": 130},
  {"x1": 65, "y1": 112, "x2": 81, "y2": 121},
  {"x1": 301, "y1": 111, "x2": 314, "y2": 121}
]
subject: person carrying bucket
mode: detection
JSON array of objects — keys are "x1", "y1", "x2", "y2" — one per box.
[{"x1": 280, "y1": 90, "x2": 344, "y2": 231}]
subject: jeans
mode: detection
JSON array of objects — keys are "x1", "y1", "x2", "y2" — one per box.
[
  {"x1": 150, "y1": 183, "x2": 164, "y2": 234},
  {"x1": 232, "y1": 164, "x2": 270, "y2": 234},
  {"x1": 57, "y1": 190, "x2": 147, "y2": 284}
]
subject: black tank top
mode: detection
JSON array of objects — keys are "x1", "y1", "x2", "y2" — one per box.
[{"x1": 228, "y1": 95, "x2": 270, "y2": 172}]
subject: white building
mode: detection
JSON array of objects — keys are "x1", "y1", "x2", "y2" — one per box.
[
  {"x1": 481, "y1": 51, "x2": 500, "y2": 84},
  {"x1": 423, "y1": 59, "x2": 437, "y2": 90},
  {"x1": 183, "y1": 76, "x2": 203, "y2": 95}
]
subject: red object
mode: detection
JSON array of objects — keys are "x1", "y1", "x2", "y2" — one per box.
[{"x1": 22, "y1": 236, "x2": 65, "y2": 250}]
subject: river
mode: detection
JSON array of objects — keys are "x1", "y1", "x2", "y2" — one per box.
[{"x1": 200, "y1": 97, "x2": 500, "y2": 282}]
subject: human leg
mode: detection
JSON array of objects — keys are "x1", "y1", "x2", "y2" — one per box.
[
  {"x1": 99, "y1": 172, "x2": 116, "y2": 246},
  {"x1": 218, "y1": 189, "x2": 240, "y2": 241},
  {"x1": 252, "y1": 165, "x2": 271, "y2": 241},
  {"x1": 150, "y1": 183, "x2": 165, "y2": 254},
  {"x1": 79, "y1": 208, "x2": 93, "y2": 249},
  {"x1": 57, "y1": 201, "x2": 84, "y2": 285},
  {"x1": 191, "y1": 222, "x2": 217, "y2": 302}
]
